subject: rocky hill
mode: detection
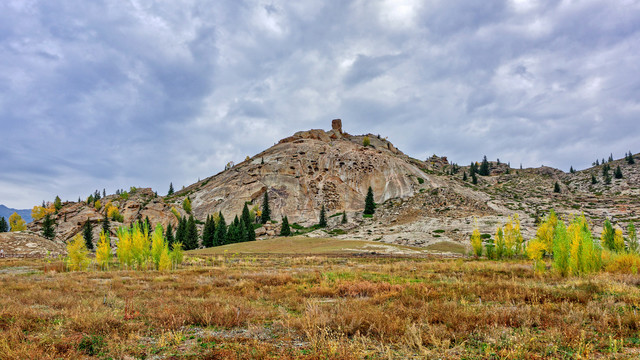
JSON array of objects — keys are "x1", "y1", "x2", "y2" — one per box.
[{"x1": 20, "y1": 119, "x2": 640, "y2": 252}]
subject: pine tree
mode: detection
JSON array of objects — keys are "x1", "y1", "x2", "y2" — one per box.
[
  {"x1": 364, "y1": 186, "x2": 375, "y2": 215},
  {"x1": 462, "y1": 171, "x2": 468, "y2": 181},
  {"x1": 614, "y1": 165, "x2": 623, "y2": 179},
  {"x1": 341, "y1": 211, "x2": 347, "y2": 224},
  {"x1": 569, "y1": 166, "x2": 575, "y2": 173},
  {"x1": 479, "y1": 155, "x2": 490, "y2": 176},
  {"x1": 261, "y1": 191, "x2": 271, "y2": 224},
  {"x1": 229, "y1": 215, "x2": 241, "y2": 243},
  {"x1": 175, "y1": 217, "x2": 186, "y2": 245},
  {"x1": 202, "y1": 215, "x2": 215, "y2": 247},
  {"x1": 214, "y1": 212, "x2": 227, "y2": 246},
  {"x1": 184, "y1": 215, "x2": 199, "y2": 250},
  {"x1": 595, "y1": 159, "x2": 600, "y2": 166},
  {"x1": 166, "y1": 223, "x2": 174, "y2": 248},
  {"x1": 42, "y1": 213, "x2": 55, "y2": 240},
  {"x1": 280, "y1": 216, "x2": 291, "y2": 236},
  {"x1": 605, "y1": 174, "x2": 612, "y2": 185},
  {"x1": 591, "y1": 174, "x2": 597, "y2": 184},
  {"x1": 318, "y1": 205, "x2": 327, "y2": 227},
  {"x1": 102, "y1": 211, "x2": 110, "y2": 235},
  {"x1": 244, "y1": 212, "x2": 255, "y2": 242},
  {"x1": 608, "y1": 153, "x2": 614, "y2": 162},
  {"x1": 471, "y1": 172, "x2": 478, "y2": 185},
  {"x1": 242, "y1": 204, "x2": 251, "y2": 227},
  {"x1": 82, "y1": 219, "x2": 94, "y2": 250},
  {"x1": 0, "y1": 217, "x2": 7, "y2": 233},
  {"x1": 627, "y1": 151, "x2": 635, "y2": 164},
  {"x1": 103, "y1": 189, "x2": 106, "y2": 198},
  {"x1": 554, "y1": 181, "x2": 561, "y2": 193},
  {"x1": 54, "y1": 196, "x2": 62, "y2": 212}
]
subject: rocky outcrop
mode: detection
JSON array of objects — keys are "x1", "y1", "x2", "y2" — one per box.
[
  {"x1": 28, "y1": 188, "x2": 178, "y2": 245},
  {"x1": 173, "y1": 123, "x2": 428, "y2": 226},
  {"x1": 0, "y1": 232, "x2": 66, "y2": 256}
]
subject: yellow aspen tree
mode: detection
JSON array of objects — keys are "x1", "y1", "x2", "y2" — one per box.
[
  {"x1": 567, "y1": 218, "x2": 583, "y2": 275},
  {"x1": 116, "y1": 226, "x2": 133, "y2": 269},
  {"x1": 94, "y1": 200, "x2": 101, "y2": 211},
  {"x1": 613, "y1": 229, "x2": 625, "y2": 253},
  {"x1": 66, "y1": 234, "x2": 90, "y2": 271},
  {"x1": 8, "y1": 212, "x2": 26, "y2": 231},
  {"x1": 131, "y1": 223, "x2": 150, "y2": 270},
  {"x1": 150, "y1": 225, "x2": 166, "y2": 269},
  {"x1": 158, "y1": 247, "x2": 171, "y2": 271},
  {"x1": 495, "y1": 227, "x2": 505, "y2": 259},
  {"x1": 503, "y1": 221, "x2": 515, "y2": 258},
  {"x1": 170, "y1": 242, "x2": 184, "y2": 269},
  {"x1": 31, "y1": 206, "x2": 47, "y2": 221},
  {"x1": 526, "y1": 239, "x2": 546, "y2": 274},
  {"x1": 512, "y1": 214, "x2": 523, "y2": 256},
  {"x1": 96, "y1": 230, "x2": 112, "y2": 270},
  {"x1": 470, "y1": 219, "x2": 483, "y2": 258}
]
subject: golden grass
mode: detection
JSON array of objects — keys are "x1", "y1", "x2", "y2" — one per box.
[{"x1": 0, "y1": 255, "x2": 639, "y2": 359}]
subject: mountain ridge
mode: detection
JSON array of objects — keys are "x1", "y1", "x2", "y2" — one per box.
[{"x1": 24, "y1": 120, "x2": 639, "y2": 251}]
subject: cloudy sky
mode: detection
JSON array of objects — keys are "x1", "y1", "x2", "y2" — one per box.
[{"x1": 1, "y1": 0, "x2": 639, "y2": 208}]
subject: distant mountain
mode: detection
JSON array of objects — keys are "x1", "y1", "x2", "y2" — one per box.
[{"x1": 0, "y1": 205, "x2": 32, "y2": 223}]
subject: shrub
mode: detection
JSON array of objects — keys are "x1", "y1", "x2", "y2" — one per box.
[
  {"x1": 603, "y1": 251, "x2": 640, "y2": 274},
  {"x1": 363, "y1": 136, "x2": 370, "y2": 147}
]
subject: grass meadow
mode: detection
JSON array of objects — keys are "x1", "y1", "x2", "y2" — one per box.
[{"x1": 1, "y1": 238, "x2": 639, "y2": 359}]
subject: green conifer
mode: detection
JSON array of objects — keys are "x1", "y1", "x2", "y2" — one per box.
[
  {"x1": 82, "y1": 219, "x2": 94, "y2": 250},
  {"x1": 364, "y1": 186, "x2": 375, "y2": 215},
  {"x1": 280, "y1": 216, "x2": 291, "y2": 236},
  {"x1": 42, "y1": 213, "x2": 55, "y2": 240},
  {"x1": 319, "y1": 205, "x2": 327, "y2": 227},
  {"x1": 261, "y1": 191, "x2": 271, "y2": 224}
]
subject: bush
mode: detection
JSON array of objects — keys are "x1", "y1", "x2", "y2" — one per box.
[
  {"x1": 363, "y1": 136, "x2": 370, "y2": 147},
  {"x1": 603, "y1": 251, "x2": 640, "y2": 274}
]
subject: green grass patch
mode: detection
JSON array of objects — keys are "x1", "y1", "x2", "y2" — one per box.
[
  {"x1": 189, "y1": 237, "x2": 422, "y2": 255},
  {"x1": 425, "y1": 241, "x2": 467, "y2": 254}
]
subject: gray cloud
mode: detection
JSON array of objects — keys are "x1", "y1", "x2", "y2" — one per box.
[{"x1": 1, "y1": 0, "x2": 639, "y2": 208}]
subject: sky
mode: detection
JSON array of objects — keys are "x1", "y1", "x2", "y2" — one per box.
[{"x1": 1, "y1": 0, "x2": 639, "y2": 209}]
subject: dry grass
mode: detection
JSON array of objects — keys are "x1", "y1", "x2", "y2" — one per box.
[
  {"x1": 190, "y1": 236, "x2": 426, "y2": 255},
  {"x1": 0, "y1": 255, "x2": 639, "y2": 359}
]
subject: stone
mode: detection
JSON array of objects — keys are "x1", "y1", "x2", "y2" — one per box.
[{"x1": 332, "y1": 119, "x2": 342, "y2": 133}]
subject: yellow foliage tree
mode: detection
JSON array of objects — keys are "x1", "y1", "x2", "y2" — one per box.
[
  {"x1": 116, "y1": 226, "x2": 134, "y2": 269},
  {"x1": 526, "y1": 239, "x2": 546, "y2": 274},
  {"x1": 150, "y1": 225, "x2": 166, "y2": 269},
  {"x1": 9, "y1": 212, "x2": 26, "y2": 231},
  {"x1": 131, "y1": 223, "x2": 150, "y2": 270},
  {"x1": 613, "y1": 229, "x2": 625, "y2": 253},
  {"x1": 158, "y1": 247, "x2": 171, "y2": 271},
  {"x1": 170, "y1": 242, "x2": 184, "y2": 269},
  {"x1": 535, "y1": 210, "x2": 557, "y2": 254},
  {"x1": 96, "y1": 230, "x2": 112, "y2": 270},
  {"x1": 470, "y1": 219, "x2": 483, "y2": 258},
  {"x1": 94, "y1": 200, "x2": 102, "y2": 211},
  {"x1": 503, "y1": 214, "x2": 523, "y2": 257},
  {"x1": 31, "y1": 205, "x2": 54, "y2": 221},
  {"x1": 66, "y1": 234, "x2": 90, "y2": 271}
]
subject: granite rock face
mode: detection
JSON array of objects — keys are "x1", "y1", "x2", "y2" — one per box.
[{"x1": 174, "y1": 125, "x2": 428, "y2": 226}]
